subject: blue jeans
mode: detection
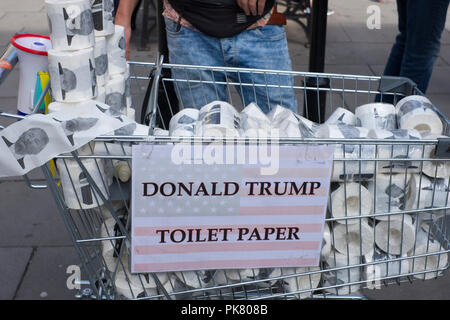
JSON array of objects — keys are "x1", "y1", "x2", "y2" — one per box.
[
  {"x1": 381, "y1": 0, "x2": 449, "y2": 97},
  {"x1": 164, "y1": 17, "x2": 298, "y2": 114}
]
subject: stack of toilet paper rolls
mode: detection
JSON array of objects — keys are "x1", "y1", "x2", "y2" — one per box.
[
  {"x1": 101, "y1": 217, "x2": 168, "y2": 299},
  {"x1": 104, "y1": 25, "x2": 135, "y2": 119},
  {"x1": 45, "y1": 0, "x2": 119, "y2": 210}
]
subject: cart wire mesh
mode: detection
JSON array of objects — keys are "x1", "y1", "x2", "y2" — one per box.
[{"x1": 7, "y1": 60, "x2": 450, "y2": 300}]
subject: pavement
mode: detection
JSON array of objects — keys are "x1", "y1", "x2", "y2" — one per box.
[{"x1": 0, "y1": 0, "x2": 449, "y2": 300}]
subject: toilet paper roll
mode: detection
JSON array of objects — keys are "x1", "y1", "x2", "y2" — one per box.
[
  {"x1": 316, "y1": 124, "x2": 376, "y2": 181},
  {"x1": 105, "y1": 75, "x2": 126, "y2": 113},
  {"x1": 240, "y1": 103, "x2": 271, "y2": 131},
  {"x1": 95, "y1": 85, "x2": 106, "y2": 103},
  {"x1": 332, "y1": 220, "x2": 374, "y2": 256},
  {"x1": 75, "y1": 141, "x2": 96, "y2": 156},
  {"x1": 419, "y1": 133, "x2": 450, "y2": 179},
  {"x1": 57, "y1": 158, "x2": 109, "y2": 209},
  {"x1": 112, "y1": 160, "x2": 131, "y2": 183},
  {"x1": 197, "y1": 101, "x2": 241, "y2": 137},
  {"x1": 324, "y1": 251, "x2": 361, "y2": 295},
  {"x1": 126, "y1": 107, "x2": 136, "y2": 121},
  {"x1": 94, "y1": 36, "x2": 109, "y2": 87},
  {"x1": 406, "y1": 174, "x2": 450, "y2": 212},
  {"x1": 221, "y1": 269, "x2": 256, "y2": 282},
  {"x1": 325, "y1": 107, "x2": 357, "y2": 126},
  {"x1": 169, "y1": 108, "x2": 199, "y2": 137},
  {"x1": 408, "y1": 230, "x2": 448, "y2": 280},
  {"x1": 295, "y1": 114, "x2": 320, "y2": 138},
  {"x1": 278, "y1": 119, "x2": 301, "y2": 138},
  {"x1": 48, "y1": 48, "x2": 97, "y2": 102},
  {"x1": 114, "y1": 270, "x2": 159, "y2": 299},
  {"x1": 279, "y1": 267, "x2": 321, "y2": 299},
  {"x1": 396, "y1": 95, "x2": 443, "y2": 135},
  {"x1": 174, "y1": 270, "x2": 218, "y2": 289},
  {"x1": 45, "y1": 0, "x2": 95, "y2": 51},
  {"x1": 364, "y1": 248, "x2": 409, "y2": 283},
  {"x1": 330, "y1": 183, "x2": 373, "y2": 224},
  {"x1": 107, "y1": 25, "x2": 127, "y2": 76},
  {"x1": 267, "y1": 104, "x2": 286, "y2": 121},
  {"x1": 47, "y1": 101, "x2": 78, "y2": 114},
  {"x1": 321, "y1": 222, "x2": 332, "y2": 260},
  {"x1": 375, "y1": 214, "x2": 416, "y2": 255},
  {"x1": 153, "y1": 128, "x2": 169, "y2": 136},
  {"x1": 368, "y1": 129, "x2": 422, "y2": 173},
  {"x1": 367, "y1": 173, "x2": 412, "y2": 220},
  {"x1": 355, "y1": 103, "x2": 397, "y2": 130},
  {"x1": 91, "y1": 0, "x2": 115, "y2": 37}
]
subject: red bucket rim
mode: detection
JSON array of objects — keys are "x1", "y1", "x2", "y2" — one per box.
[{"x1": 10, "y1": 34, "x2": 51, "y2": 56}]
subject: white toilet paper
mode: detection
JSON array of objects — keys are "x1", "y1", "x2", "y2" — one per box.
[
  {"x1": 408, "y1": 229, "x2": 448, "y2": 280},
  {"x1": 279, "y1": 267, "x2": 321, "y2": 299},
  {"x1": 126, "y1": 107, "x2": 136, "y2": 121},
  {"x1": 91, "y1": 0, "x2": 115, "y2": 37},
  {"x1": 332, "y1": 220, "x2": 374, "y2": 256},
  {"x1": 368, "y1": 129, "x2": 422, "y2": 173},
  {"x1": 325, "y1": 107, "x2": 357, "y2": 126},
  {"x1": 169, "y1": 108, "x2": 199, "y2": 137},
  {"x1": 240, "y1": 103, "x2": 271, "y2": 132},
  {"x1": 113, "y1": 160, "x2": 131, "y2": 183},
  {"x1": 267, "y1": 104, "x2": 289, "y2": 123},
  {"x1": 95, "y1": 85, "x2": 106, "y2": 103},
  {"x1": 396, "y1": 95, "x2": 443, "y2": 135},
  {"x1": 375, "y1": 214, "x2": 416, "y2": 255},
  {"x1": 295, "y1": 114, "x2": 320, "y2": 138},
  {"x1": 355, "y1": 103, "x2": 397, "y2": 130},
  {"x1": 153, "y1": 128, "x2": 170, "y2": 136},
  {"x1": 197, "y1": 101, "x2": 241, "y2": 137},
  {"x1": 367, "y1": 173, "x2": 412, "y2": 220},
  {"x1": 105, "y1": 75, "x2": 126, "y2": 113},
  {"x1": 174, "y1": 270, "x2": 218, "y2": 289},
  {"x1": 48, "y1": 48, "x2": 97, "y2": 103},
  {"x1": 330, "y1": 183, "x2": 373, "y2": 224},
  {"x1": 269, "y1": 107, "x2": 301, "y2": 138},
  {"x1": 57, "y1": 158, "x2": 109, "y2": 209},
  {"x1": 406, "y1": 174, "x2": 450, "y2": 212},
  {"x1": 323, "y1": 251, "x2": 361, "y2": 295},
  {"x1": 364, "y1": 248, "x2": 409, "y2": 284},
  {"x1": 45, "y1": 0, "x2": 95, "y2": 51},
  {"x1": 221, "y1": 269, "x2": 256, "y2": 282},
  {"x1": 106, "y1": 25, "x2": 127, "y2": 76},
  {"x1": 321, "y1": 222, "x2": 332, "y2": 260},
  {"x1": 47, "y1": 101, "x2": 78, "y2": 114},
  {"x1": 419, "y1": 133, "x2": 450, "y2": 179},
  {"x1": 94, "y1": 36, "x2": 109, "y2": 87},
  {"x1": 316, "y1": 124, "x2": 376, "y2": 181}
]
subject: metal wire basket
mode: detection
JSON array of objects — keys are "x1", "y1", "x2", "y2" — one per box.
[{"x1": 3, "y1": 57, "x2": 449, "y2": 300}]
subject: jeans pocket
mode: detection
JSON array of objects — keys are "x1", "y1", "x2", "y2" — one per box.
[
  {"x1": 254, "y1": 25, "x2": 286, "y2": 40},
  {"x1": 164, "y1": 17, "x2": 184, "y2": 36}
]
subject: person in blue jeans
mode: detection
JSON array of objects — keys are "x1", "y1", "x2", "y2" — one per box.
[
  {"x1": 381, "y1": 0, "x2": 449, "y2": 99},
  {"x1": 115, "y1": 0, "x2": 298, "y2": 114}
]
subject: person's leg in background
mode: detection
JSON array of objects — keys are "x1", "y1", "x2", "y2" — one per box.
[
  {"x1": 164, "y1": 18, "x2": 229, "y2": 109},
  {"x1": 380, "y1": 0, "x2": 449, "y2": 102},
  {"x1": 233, "y1": 25, "x2": 298, "y2": 114},
  {"x1": 382, "y1": 0, "x2": 407, "y2": 80},
  {"x1": 399, "y1": 0, "x2": 449, "y2": 94}
]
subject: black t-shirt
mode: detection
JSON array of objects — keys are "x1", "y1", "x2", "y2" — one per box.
[{"x1": 167, "y1": 0, "x2": 276, "y2": 38}]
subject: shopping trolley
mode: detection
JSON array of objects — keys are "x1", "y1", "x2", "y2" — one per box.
[{"x1": 1, "y1": 47, "x2": 449, "y2": 299}]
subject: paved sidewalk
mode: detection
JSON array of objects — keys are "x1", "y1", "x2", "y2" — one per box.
[{"x1": 0, "y1": 0, "x2": 449, "y2": 300}]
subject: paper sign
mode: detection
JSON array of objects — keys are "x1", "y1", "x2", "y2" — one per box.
[{"x1": 131, "y1": 143, "x2": 334, "y2": 273}]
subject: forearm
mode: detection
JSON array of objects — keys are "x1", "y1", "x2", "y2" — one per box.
[{"x1": 115, "y1": 0, "x2": 140, "y2": 27}]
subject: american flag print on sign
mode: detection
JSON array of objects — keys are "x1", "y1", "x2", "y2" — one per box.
[{"x1": 131, "y1": 144, "x2": 334, "y2": 273}]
